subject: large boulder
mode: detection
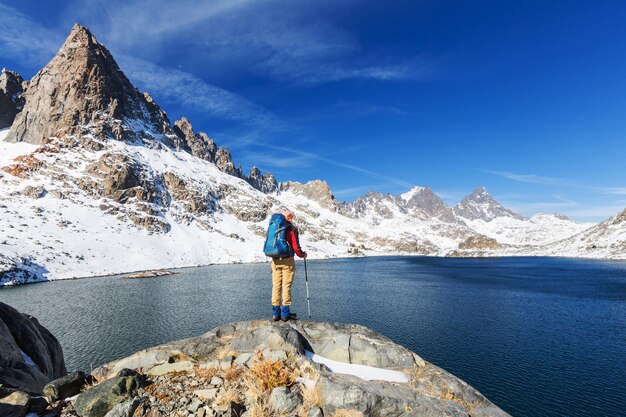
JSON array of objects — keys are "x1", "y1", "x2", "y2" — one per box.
[
  {"x1": 317, "y1": 372, "x2": 467, "y2": 417},
  {"x1": 43, "y1": 371, "x2": 90, "y2": 401},
  {"x1": 0, "y1": 302, "x2": 67, "y2": 394},
  {"x1": 74, "y1": 369, "x2": 145, "y2": 417}
]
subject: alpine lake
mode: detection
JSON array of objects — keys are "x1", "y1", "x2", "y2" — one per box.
[{"x1": 1, "y1": 256, "x2": 625, "y2": 417}]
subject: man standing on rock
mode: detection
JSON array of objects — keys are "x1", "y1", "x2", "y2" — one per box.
[{"x1": 263, "y1": 210, "x2": 307, "y2": 322}]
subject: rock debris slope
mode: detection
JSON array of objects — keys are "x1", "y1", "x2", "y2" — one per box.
[{"x1": 0, "y1": 24, "x2": 620, "y2": 285}]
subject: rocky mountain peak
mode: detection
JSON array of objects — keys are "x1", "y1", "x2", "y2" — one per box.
[
  {"x1": 281, "y1": 180, "x2": 338, "y2": 211},
  {"x1": 454, "y1": 186, "x2": 525, "y2": 222},
  {"x1": 7, "y1": 23, "x2": 175, "y2": 146},
  {"x1": 400, "y1": 185, "x2": 454, "y2": 220},
  {"x1": 0, "y1": 68, "x2": 27, "y2": 129},
  {"x1": 340, "y1": 191, "x2": 400, "y2": 219},
  {"x1": 247, "y1": 166, "x2": 278, "y2": 194}
]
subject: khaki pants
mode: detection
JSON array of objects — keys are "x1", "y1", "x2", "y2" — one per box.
[{"x1": 271, "y1": 257, "x2": 295, "y2": 306}]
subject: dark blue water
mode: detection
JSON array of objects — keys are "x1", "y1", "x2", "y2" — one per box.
[{"x1": 1, "y1": 257, "x2": 625, "y2": 417}]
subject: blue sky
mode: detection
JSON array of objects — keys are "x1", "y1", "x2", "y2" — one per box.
[{"x1": 1, "y1": 0, "x2": 625, "y2": 221}]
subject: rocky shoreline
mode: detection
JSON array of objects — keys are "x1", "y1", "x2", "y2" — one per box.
[{"x1": 1, "y1": 302, "x2": 511, "y2": 417}]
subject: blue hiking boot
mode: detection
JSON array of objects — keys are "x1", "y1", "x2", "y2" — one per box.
[
  {"x1": 281, "y1": 306, "x2": 297, "y2": 321},
  {"x1": 272, "y1": 306, "x2": 281, "y2": 321}
]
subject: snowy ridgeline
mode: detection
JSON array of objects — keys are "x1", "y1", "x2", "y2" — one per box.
[{"x1": 0, "y1": 123, "x2": 620, "y2": 286}]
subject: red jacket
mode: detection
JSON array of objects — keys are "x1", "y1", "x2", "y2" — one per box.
[{"x1": 286, "y1": 224, "x2": 306, "y2": 258}]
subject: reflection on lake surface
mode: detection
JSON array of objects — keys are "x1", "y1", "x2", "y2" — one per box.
[{"x1": 1, "y1": 256, "x2": 625, "y2": 417}]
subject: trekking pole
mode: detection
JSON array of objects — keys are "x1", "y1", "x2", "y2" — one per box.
[{"x1": 304, "y1": 258, "x2": 311, "y2": 319}]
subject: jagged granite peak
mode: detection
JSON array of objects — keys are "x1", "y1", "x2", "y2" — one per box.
[
  {"x1": 214, "y1": 147, "x2": 237, "y2": 176},
  {"x1": 0, "y1": 68, "x2": 27, "y2": 129},
  {"x1": 401, "y1": 185, "x2": 456, "y2": 222},
  {"x1": 281, "y1": 180, "x2": 339, "y2": 211},
  {"x1": 340, "y1": 191, "x2": 401, "y2": 219},
  {"x1": 6, "y1": 23, "x2": 176, "y2": 145},
  {"x1": 454, "y1": 187, "x2": 525, "y2": 222},
  {"x1": 172, "y1": 116, "x2": 217, "y2": 160},
  {"x1": 247, "y1": 166, "x2": 278, "y2": 193}
]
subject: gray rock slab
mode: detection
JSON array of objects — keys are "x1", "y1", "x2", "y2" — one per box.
[
  {"x1": 269, "y1": 387, "x2": 301, "y2": 414},
  {"x1": 146, "y1": 361, "x2": 193, "y2": 376},
  {"x1": 103, "y1": 397, "x2": 141, "y2": 417},
  {"x1": 317, "y1": 372, "x2": 468, "y2": 417},
  {"x1": 233, "y1": 353, "x2": 252, "y2": 367},
  {"x1": 43, "y1": 371, "x2": 88, "y2": 401},
  {"x1": 0, "y1": 389, "x2": 29, "y2": 417},
  {"x1": 74, "y1": 369, "x2": 144, "y2": 417},
  {"x1": 194, "y1": 389, "x2": 218, "y2": 401},
  {"x1": 307, "y1": 405, "x2": 323, "y2": 417}
]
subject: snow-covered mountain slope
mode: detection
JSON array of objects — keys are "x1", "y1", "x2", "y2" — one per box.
[
  {"x1": 530, "y1": 209, "x2": 626, "y2": 258},
  {"x1": 461, "y1": 212, "x2": 594, "y2": 246},
  {"x1": 0, "y1": 24, "x2": 622, "y2": 285}
]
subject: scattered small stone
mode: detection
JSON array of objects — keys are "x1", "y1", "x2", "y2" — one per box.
[
  {"x1": 269, "y1": 387, "x2": 301, "y2": 414},
  {"x1": 147, "y1": 361, "x2": 193, "y2": 376},
  {"x1": 193, "y1": 389, "x2": 218, "y2": 402},
  {"x1": 103, "y1": 397, "x2": 141, "y2": 417},
  {"x1": 307, "y1": 405, "x2": 324, "y2": 417},
  {"x1": 209, "y1": 376, "x2": 223, "y2": 386},
  {"x1": 187, "y1": 398, "x2": 203, "y2": 413}
]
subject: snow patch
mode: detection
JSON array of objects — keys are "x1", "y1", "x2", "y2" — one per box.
[
  {"x1": 305, "y1": 350, "x2": 410, "y2": 383},
  {"x1": 0, "y1": 128, "x2": 40, "y2": 167}
]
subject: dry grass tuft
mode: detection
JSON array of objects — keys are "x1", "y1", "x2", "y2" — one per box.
[
  {"x1": 297, "y1": 361, "x2": 320, "y2": 381},
  {"x1": 214, "y1": 388, "x2": 240, "y2": 409},
  {"x1": 295, "y1": 384, "x2": 322, "y2": 417},
  {"x1": 331, "y1": 409, "x2": 365, "y2": 417},
  {"x1": 154, "y1": 392, "x2": 173, "y2": 403},
  {"x1": 439, "y1": 388, "x2": 474, "y2": 410},
  {"x1": 301, "y1": 384, "x2": 321, "y2": 408},
  {"x1": 194, "y1": 365, "x2": 219, "y2": 380},
  {"x1": 247, "y1": 402, "x2": 274, "y2": 417},
  {"x1": 80, "y1": 375, "x2": 101, "y2": 392},
  {"x1": 245, "y1": 354, "x2": 297, "y2": 393},
  {"x1": 221, "y1": 365, "x2": 243, "y2": 382}
]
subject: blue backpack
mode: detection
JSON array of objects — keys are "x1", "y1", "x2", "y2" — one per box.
[{"x1": 263, "y1": 213, "x2": 294, "y2": 259}]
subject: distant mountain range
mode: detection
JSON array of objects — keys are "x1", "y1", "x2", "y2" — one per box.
[{"x1": 0, "y1": 24, "x2": 623, "y2": 285}]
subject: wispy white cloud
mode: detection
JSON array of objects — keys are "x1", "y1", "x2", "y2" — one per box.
[
  {"x1": 69, "y1": 0, "x2": 434, "y2": 84},
  {"x1": 117, "y1": 56, "x2": 285, "y2": 130},
  {"x1": 252, "y1": 142, "x2": 414, "y2": 189},
  {"x1": 480, "y1": 169, "x2": 569, "y2": 186},
  {"x1": 236, "y1": 150, "x2": 315, "y2": 169},
  {"x1": 0, "y1": 5, "x2": 64, "y2": 67},
  {"x1": 600, "y1": 187, "x2": 626, "y2": 195}
]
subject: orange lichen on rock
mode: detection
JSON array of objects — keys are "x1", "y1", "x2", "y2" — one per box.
[{"x1": 2, "y1": 154, "x2": 44, "y2": 178}]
